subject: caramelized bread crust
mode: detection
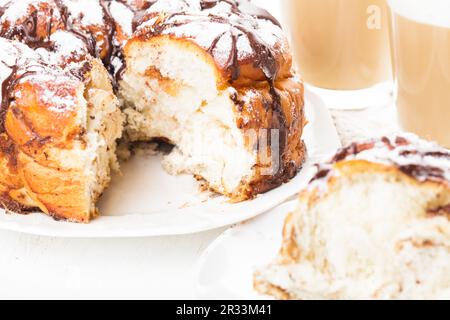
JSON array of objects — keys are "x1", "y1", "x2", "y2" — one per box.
[{"x1": 231, "y1": 78, "x2": 306, "y2": 200}]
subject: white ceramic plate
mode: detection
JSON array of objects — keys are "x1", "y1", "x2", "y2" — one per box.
[
  {"x1": 0, "y1": 90, "x2": 340, "y2": 238},
  {"x1": 195, "y1": 201, "x2": 296, "y2": 300}
]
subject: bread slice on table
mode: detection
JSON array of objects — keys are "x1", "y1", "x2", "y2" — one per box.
[{"x1": 255, "y1": 135, "x2": 450, "y2": 300}]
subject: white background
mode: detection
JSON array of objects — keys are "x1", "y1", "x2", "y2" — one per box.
[{"x1": 0, "y1": 1, "x2": 282, "y2": 300}]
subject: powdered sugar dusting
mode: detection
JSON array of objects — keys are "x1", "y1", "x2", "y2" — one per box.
[
  {"x1": 311, "y1": 134, "x2": 450, "y2": 191},
  {"x1": 0, "y1": 0, "x2": 287, "y2": 82},
  {"x1": 39, "y1": 84, "x2": 78, "y2": 112},
  {"x1": 135, "y1": 0, "x2": 287, "y2": 73},
  {"x1": 63, "y1": 0, "x2": 104, "y2": 26},
  {"x1": 110, "y1": 0, "x2": 134, "y2": 36},
  {"x1": 0, "y1": 0, "x2": 288, "y2": 105},
  {"x1": 357, "y1": 135, "x2": 450, "y2": 181},
  {"x1": 0, "y1": 37, "x2": 84, "y2": 115},
  {"x1": 0, "y1": 0, "x2": 37, "y2": 23},
  {"x1": 50, "y1": 31, "x2": 87, "y2": 59},
  {"x1": 147, "y1": 0, "x2": 200, "y2": 13}
]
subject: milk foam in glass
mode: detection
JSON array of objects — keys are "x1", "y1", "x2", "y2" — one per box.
[{"x1": 388, "y1": 0, "x2": 450, "y2": 147}]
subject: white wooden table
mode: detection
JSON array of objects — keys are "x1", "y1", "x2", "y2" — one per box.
[
  {"x1": 0, "y1": 2, "x2": 399, "y2": 300},
  {"x1": 0, "y1": 228, "x2": 224, "y2": 299}
]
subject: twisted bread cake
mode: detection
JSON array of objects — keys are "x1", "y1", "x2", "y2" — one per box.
[
  {"x1": 0, "y1": 36, "x2": 123, "y2": 222},
  {"x1": 254, "y1": 135, "x2": 450, "y2": 299},
  {"x1": 0, "y1": 0, "x2": 306, "y2": 221}
]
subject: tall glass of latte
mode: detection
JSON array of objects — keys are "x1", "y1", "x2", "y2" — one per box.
[
  {"x1": 281, "y1": 0, "x2": 392, "y2": 109},
  {"x1": 388, "y1": 0, "x2": 450, "y2": 147}
]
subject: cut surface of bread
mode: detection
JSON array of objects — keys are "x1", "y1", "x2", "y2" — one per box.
[
  {"x1": 121, "y1": 35, "x2": 305, "y2": 198},
  {"x1": 122, "y1": 37, "x2": 255, "y2": 196},
  {"x1": 255, "y1": 135, "x2": 450, "y2": 300}
]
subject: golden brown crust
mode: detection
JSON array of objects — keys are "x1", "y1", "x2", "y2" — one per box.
[{"x1": 230, "y1": 78, "x2": 306, "y2": 201}]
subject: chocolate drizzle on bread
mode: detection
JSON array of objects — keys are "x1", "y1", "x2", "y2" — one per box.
[
  {"x1": 0, "y1": 0, "x2": 118, "y2": 78},
  {"x1": 0, "y1": 41, "x2": 92, "y2": 137},
  {"x1": 0, "y1": 0, "x2": 287, "y2": 89},
  {"x1": 312, "y1": 135, "x2": 450, "y2": 185},
  {"x1": 0, "y1": 65, "x2": 19, "y2": 133},
  {"x1": 428, "y1": 204, "x2": 450, "y2": 217},
  {"x1": 54, "y1": 0, "x2": 97, "y2": 56},
  {"x1": 130, "y1": 0, "x2": 293, "y2": 180},
  {"x1": 200, "y1": 0, "x2": 281, "y2": 27},
  {"x1": 132, "y1": 0, "x2": 284, "y2": 82}
]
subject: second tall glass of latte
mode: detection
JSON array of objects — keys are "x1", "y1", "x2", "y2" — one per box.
[
  {"x1": 282, "y1": 0, "x2": 392, "y2": 108},
  {"x1": 388, "y1": 0, "x2": 450, "y2": 148}
]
